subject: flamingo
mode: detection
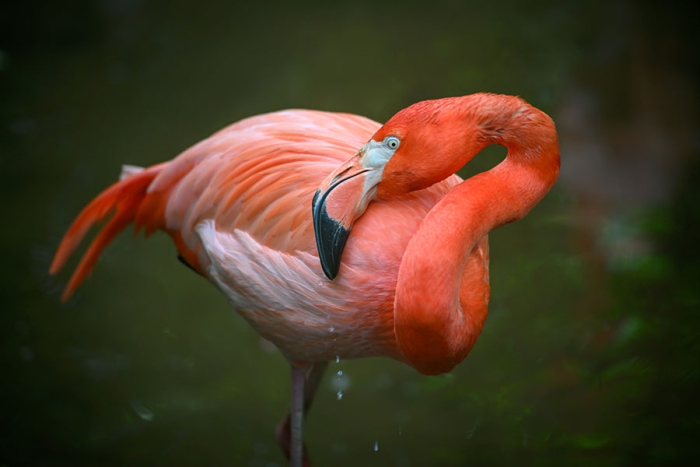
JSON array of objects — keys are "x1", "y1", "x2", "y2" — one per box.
[{"x1": 50, "y1": 93, "x2": 560, "y2": 466}]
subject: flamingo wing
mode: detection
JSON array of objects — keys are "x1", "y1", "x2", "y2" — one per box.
[
  {"x1": 157, "y1": 110, "x2": 382, "y2": 257},
  {"x1": 51, "y1": 110, "x2": 379, "y2": 298}
]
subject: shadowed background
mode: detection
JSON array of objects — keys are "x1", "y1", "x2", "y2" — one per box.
[{"x1": 2, "y1": 0, "x2": 699, "y2": 465}]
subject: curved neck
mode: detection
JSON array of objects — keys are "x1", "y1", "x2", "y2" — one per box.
[{"x1": 394, "y1": 102, "x2": 560, "y2": 375}]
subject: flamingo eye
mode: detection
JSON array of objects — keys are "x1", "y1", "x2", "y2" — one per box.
[{"x1": 384, "y1": 136, "x2": 400, "y2": 150}]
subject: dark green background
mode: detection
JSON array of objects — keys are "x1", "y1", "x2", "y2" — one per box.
[{"x1": 2, "y1": 1, "x2": 699, "y2": 465}]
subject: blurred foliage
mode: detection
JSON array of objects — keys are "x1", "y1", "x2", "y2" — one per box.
[{"x1": 1, "y1": 0, "x2": 700, "y2": 466}]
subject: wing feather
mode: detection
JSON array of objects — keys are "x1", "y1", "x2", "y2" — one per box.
[{"x1": 163, "y1": 110, "x2": 381, "y2": 256}]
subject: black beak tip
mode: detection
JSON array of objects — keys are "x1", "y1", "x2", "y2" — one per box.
[{"x1": 312, "y1": 190, "x2": 350, "y2": 281}]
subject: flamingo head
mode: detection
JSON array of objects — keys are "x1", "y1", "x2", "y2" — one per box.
[{"x1": 313, "y1": 96, "x2": 491, "y2": 280}]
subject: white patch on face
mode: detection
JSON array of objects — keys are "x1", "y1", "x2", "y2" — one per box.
[
  {"x1": 359, "y1": 137, "x2": 400, "y2": 193},
  {"x1": 361, "y1": 138, "x2": 398, "y2": 168}
]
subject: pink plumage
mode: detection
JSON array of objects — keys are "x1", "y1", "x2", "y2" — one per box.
[{"x1": 51, "y1": 94, "x2": 559, "y2": 467}]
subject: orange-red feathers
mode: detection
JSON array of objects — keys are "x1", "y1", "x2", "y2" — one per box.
[
  {"x1": 49, "y1": 164, "x2": 169, "y2": 301},
  {"x1": 49, "y1": 97, "x2": 557, "y2": 374}
]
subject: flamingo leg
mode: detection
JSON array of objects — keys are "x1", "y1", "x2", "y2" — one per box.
[
  {"x1": 289, "y1": 365, "x2": 305, "y2": 467},
  {"x1": 277, "y1": 362, "x2": 328, "y2": 467}
]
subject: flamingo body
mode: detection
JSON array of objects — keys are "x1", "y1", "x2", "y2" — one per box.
[{"x1": 50, "y1": 109, "x2": 474, "y2": 365}]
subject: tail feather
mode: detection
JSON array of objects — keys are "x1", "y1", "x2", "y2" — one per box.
[{"x1": 50, "y1": 163, "x2": 167, "y2": 301}]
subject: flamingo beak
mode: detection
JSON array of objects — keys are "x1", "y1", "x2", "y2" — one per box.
[{"x1": 312, "y1": 150, "x2": 382, "y2": 280}]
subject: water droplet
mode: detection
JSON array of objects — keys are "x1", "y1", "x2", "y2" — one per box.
[
  {"x1": 329, "y1": 325, "x2": 335, "y2": 332},
  {"x1": 399, "y1": 426, "x2": 402, "y2": 435},
  {"x1": 130, "y1": 400, "x2": 154, "y2": 422},
  {"x1": 330, "y1": 367, "x2": 351, "y2": 395},
  {"x1": 374, "y1": 440, "x2": 379, "y2": 451},
  {"x1": 335, "y1": 355, "x2": 340, "y2": 363},
  {"x1": 336, "y1": 390, "x2": 343, "y2": 400}
]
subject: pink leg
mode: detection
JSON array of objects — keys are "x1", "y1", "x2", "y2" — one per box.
[{"x1": 276, "y1": 362, "x2": 328, "y2": 467}]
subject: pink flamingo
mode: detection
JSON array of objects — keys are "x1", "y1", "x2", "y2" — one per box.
[{"x1": 50, "y1": 93, "x2": 560, "y2": 466}]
